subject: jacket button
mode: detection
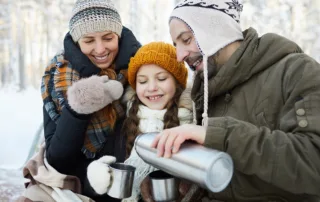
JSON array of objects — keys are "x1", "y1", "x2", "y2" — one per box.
[
  {"x1": 298, "y1": 120, "x2": 308, "y2": 128},
  {"x1": 296, "y1": 108, "x2": 306, "y2": 116}
]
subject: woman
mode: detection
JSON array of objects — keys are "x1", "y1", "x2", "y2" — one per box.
[{"x1": 40, "y1": 0, "x2": 140, "y2": 201}]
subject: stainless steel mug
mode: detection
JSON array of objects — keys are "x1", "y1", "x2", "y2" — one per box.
[
  {"x1": 107, "y1": 163, "x2": 136, "y2": 199},
  {"x1": 149, "y1": 170, "x2": 178, "y2": 202},
  {"x1": 135, "y1": 132, "x2": 233, "y2": 193}
]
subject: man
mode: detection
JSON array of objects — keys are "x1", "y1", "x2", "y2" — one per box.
[{"x1": 148, "y1": 0, "x2": 320, "y2": 201}]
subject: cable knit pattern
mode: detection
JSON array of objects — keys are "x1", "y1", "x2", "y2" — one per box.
[
  {"x1": 69, "y1": 0, "x2": 122, "y2": 42},
  {"x1": 122, "y1": 104, "x2": 192, "y2": 202}
]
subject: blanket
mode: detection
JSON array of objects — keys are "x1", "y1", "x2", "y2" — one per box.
[{"x1": 16, "y1": 143, "x2": 94, "y2": 202}]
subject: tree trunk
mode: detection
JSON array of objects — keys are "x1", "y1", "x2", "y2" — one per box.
[{"x1": 17, "y1": 9, "x2": 25, "y2": 91}]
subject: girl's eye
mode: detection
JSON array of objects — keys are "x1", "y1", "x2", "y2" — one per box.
[
  {"x1": 158, "y1": 78, "x2": 167, "y2": 81},
  {"x1": 104, "y1": 37, "x2": 113, "y2": 41}
]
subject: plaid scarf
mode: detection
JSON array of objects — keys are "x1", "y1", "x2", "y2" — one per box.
[{"x1": 41, "y1": 53, "x2": 126, "y2": 158}]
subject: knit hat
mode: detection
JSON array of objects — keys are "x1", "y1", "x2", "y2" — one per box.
[
  {"x1": 170, "y1": 0, "x2": 244, "y2": 57},
  {"x1": 69, "y1": 0, "x2": 122, "y2": 42},
  {"x1": 170, "y1": 0, "x2": 244, "y2": 127},
  {"x1": 128, "y1": 42, "x2": 188, "y2": 90}
]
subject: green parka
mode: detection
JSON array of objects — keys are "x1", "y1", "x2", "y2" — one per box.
[{"x1": 192, "y1": 28, "x2": 320, "y2": 202}]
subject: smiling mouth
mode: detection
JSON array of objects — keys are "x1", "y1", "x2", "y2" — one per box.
[
  {"x1": 147, "y1": 95, "x2": 163, "y2": 101},
  {"x1": 93, "y1": 53, "x2": 110, "y2": 63},
  {"x1": 189, "y1": 57, "x2": 203, "y2": 71}
]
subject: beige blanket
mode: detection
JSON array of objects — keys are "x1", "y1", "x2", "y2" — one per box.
[{"x1": 16, "y1": 143, "x2": 94, "y2": 202}]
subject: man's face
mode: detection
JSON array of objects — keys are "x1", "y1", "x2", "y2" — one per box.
[{"x1": 169, "y1": 18, "x2": 203, "y2": 71}]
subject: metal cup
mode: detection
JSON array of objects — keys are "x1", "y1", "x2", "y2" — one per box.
[
  {"x1": 106, "y1": 163, "x2": 136, "y2": 199},
  {"x1": 149, "y1": 170, "x2": 179, "y2": 202}
]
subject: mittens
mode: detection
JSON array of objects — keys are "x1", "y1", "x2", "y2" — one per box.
[
  {"x1": 87, "y1": 155, "x2": 116, "y2": 195},
  {"x1": 67, "y1": 75, "x2": 124, "y2": 114}
]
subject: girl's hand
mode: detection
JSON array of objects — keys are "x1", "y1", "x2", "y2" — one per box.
[{"x1": 151, "y1": 124, "x2": 206, "y2": 158}]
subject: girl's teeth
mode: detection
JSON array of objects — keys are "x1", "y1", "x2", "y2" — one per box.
[{"x1": 149, "y1": 96, "x2": 161, "y2": 100}]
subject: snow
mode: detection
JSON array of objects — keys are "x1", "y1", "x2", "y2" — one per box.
[
  {"x1": 0, "y1": 87, "x2": 42, "y2": 201},
  {"x1": 0, "y1": 87, "x2": 43, "y2": 169}
]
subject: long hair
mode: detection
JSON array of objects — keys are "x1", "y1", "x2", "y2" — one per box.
[{"x1": 123, "y1": 83, "x2": 184, "y2": 158}]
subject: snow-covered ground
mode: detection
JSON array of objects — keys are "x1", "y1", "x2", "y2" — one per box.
[
  {"x1": 0, "y1": 87, "x2": 42, "y2": 169},
  {"x1": 0, "y1": 87, "x2": 43, "y2": 201}
]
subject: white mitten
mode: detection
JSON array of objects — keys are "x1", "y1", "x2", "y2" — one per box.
[
  {"x1": 67, "y1": 75, "x2": 124, "y2": 114},
  {"x1": 87, "y1": 155, "x2": 116, "y2": 195}
]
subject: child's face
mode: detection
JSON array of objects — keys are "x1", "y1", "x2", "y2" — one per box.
[{"x1": 136, "y1": 64, "x2": 177, "y2": 110}]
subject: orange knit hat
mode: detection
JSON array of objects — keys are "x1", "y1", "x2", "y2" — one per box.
[{"x1": 128, "y1": 42, "x2": 188, "y2": 89}]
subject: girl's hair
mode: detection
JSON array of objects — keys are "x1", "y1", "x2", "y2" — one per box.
[{"x1": 123, "y1": 83, "x2": 184, "y2": 158}]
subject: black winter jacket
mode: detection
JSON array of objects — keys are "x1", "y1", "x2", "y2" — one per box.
[{"x1": 43, "y1": 26, "x2": 141, "y2": 202}]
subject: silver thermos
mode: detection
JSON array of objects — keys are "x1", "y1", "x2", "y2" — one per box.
[{"x1": 134, "y1": 132, "x2": 234, "y2": 193}]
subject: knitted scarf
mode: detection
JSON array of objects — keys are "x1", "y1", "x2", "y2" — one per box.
[{"x1": 41, "y1": 52, "x2": 126, "y2": 158}]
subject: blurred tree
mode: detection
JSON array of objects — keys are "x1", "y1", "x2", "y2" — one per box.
[{"x1": 0, "y1": 0, "x2": 319, "y2": 90}]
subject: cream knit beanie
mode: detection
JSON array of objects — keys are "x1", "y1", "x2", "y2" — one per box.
[{"x1": 69, "y1": 0, "x2": 122, "y2": 42}]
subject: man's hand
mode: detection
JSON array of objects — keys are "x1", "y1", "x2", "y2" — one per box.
[{"x1": 151, "y1": 124, "x2": 206, "y2": 158}]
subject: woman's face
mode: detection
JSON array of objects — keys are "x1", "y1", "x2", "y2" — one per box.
[
  {"x1": 78, "y1": 31, "x2": 119, "y2": 69},
  {"x1": 136, "y1": 64, "x2": 177, "y2": 110}
]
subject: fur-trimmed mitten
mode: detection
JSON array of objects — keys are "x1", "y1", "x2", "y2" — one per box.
[
  {"x1": 67, "y1": 75, "x2": 124, "y2": 114},
  {"x1": 87, "y1": 155, "x2": 116, "y2": 195}
]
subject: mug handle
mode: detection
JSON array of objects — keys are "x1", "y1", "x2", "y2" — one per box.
[{"x1": 107, "y1": 164, "x2": 114, "y2": 190}]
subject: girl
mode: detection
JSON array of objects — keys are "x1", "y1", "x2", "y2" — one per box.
[
  {"x1": 124, "y1": 41, "x2": 192, "y2": 201},
  {"x1": 87, "y1": 42, "x2": 192, "y2": 201}
]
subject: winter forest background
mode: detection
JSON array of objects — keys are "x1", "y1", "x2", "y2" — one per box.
[
  {"x1": 0, "y1": 0, "x2": 319, "y2": 200},
  {"x1": 1, "y1": 0, "x2": 320, "y2": 92}
]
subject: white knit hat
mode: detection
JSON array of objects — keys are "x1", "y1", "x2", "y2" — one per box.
[
  {"x1": 69, "y1": 0, "x2": 122, "y2": 42},
  {"x1": 170, "y1": 0, "x2": 244, "y2": 127}
]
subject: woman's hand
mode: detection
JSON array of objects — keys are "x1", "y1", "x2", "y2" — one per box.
[
  {"x1": 67, "y1": 75, "x2": 123, "y2": 114},
  {"x1": 151, "y1": 124, "x2": 206, "y2": 158},
  {"x1": 87, "y1": 155, "x2": 116, "y2": 195}
]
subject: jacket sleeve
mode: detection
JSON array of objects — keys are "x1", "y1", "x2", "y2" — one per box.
[
  {"x1": 203, "y1": 56, "x2": 320, "y2": 196},
  {"x1": 43, "y1": 105, "x2": 90, "y2": 174}
]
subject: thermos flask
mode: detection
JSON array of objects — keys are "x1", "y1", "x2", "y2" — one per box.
[{"x1": 134, "y1": 132, "x2": 234, "y2": 193}]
